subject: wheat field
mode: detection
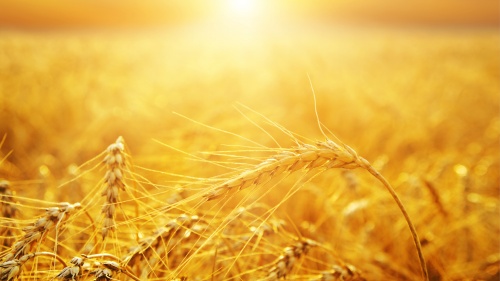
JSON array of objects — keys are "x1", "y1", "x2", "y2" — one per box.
[{"x1": 0, "y1": 24, "x2": 499, "y2": 281}]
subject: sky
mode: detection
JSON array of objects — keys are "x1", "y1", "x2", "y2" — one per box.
[{"x1": 0, "y1": 0, "x2": 498, "y2": 29}]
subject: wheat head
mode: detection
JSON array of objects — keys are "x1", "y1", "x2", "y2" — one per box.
[
  {"x1": 2, "y1": 202, "x2": 81, "y2": 262},
  {"x1": 100, "y1": 136, "x2": 126, "y2": 240},
  {"x1": 204, "y1": 138, "x2": 429, "y2": 281}
]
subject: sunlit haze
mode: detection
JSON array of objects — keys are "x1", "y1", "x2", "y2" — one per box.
[
  {"x1": 228, "y1": 0, "x2": 257, "y2": 17},
  {"x1": 0, "y1": 0, "x2": 497, "y2": 28},
  {"x1": 216, "y1": 0, "x2": 267, "y2": 28}
]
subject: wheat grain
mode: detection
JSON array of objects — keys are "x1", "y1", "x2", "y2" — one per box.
[
  {"x1": 92, "y1": 261, "x2": 118, "y2": 281},
  {"x1": 91, "y1": 260, "x2": 140, "y2": 281}
]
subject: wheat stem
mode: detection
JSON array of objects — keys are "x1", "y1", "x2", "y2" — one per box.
[{"x1": 363, "y1": 164, "x2": 429, "y2": 281}]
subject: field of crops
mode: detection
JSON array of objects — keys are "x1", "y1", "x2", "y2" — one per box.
[{"x1": 0, "y1": 23, "x2": 499, "y2": 280}]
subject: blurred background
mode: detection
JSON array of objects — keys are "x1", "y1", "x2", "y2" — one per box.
[
  {"x1": 0, "y1": 0, "x2": 498, "y2": 179},
  {"x1": 0, "y1": 0, "x2": 498, "y2": 28}
]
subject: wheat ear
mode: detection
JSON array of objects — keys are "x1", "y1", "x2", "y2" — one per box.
[
  {"x1": 2, "y1": 202, "x2": 81, "y2": 262},
  {"x1": 81, "y1": 254, "x2": 140, "y2": 281},
  {"x1": 204, "y1": 139, "x2": 429, "y2": 281},
  {"x1": 0, "y1": 180, "x2": 17, "y2": 220},
  {"x1": 0, "y1": 252, "x2": 67, "y2": 281},
  {"x1": 204, "y1": 140, "x2": 362, "y2": 200},
  {"x1": 261, "y1": 239, "x2": 315, "y2": 280},
  {"x1": 100, "y1": 136, "x2": 126, "y2": 240},
  {"x1": 313, "y1": 263, "x2": 366, "y2": 281},
  {"x1": 0, "y1": 180, "x2": 18, "y2": 248},
  {"x1": 55, "y1": 256, "x2": 85, "y2": 281},
  {"x1": 125, "y1": 214, "x2": 205, "y2": 279}
]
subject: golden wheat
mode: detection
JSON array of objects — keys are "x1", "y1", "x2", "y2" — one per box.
[
  {"x1": 0, "y1": 180, "x2": 17, "y2": 248},
  {"x1": 204, "y1": 140, "x2": 365, "y2": 200},
  {"x1": 0, "y1": 251, "x2": 66, "y2": 281},
  {"x1": 55, "y1": 256, "x2": 85, "y2": 281},
  {"x1": 101, "y1": 136, "x2": 127, "y2": 240},
  {"x1": 124, "y1": 214, "x2": 207, "y2": 279},
  {"x1": 0, "y1": 27, "x2": 497, "y2": 281},
  {"x1": 2, "y1": 202, "x2": 81, "y2": 262},
  {"x1": 312, "y1": 263, "x2": 366, "y2": 281},
  {"x1": 204, "y1": 138, "x2": 429, "y2": 281},
  {"x1": 261, "y1": 239, "x2": 315, "y2": 280}
]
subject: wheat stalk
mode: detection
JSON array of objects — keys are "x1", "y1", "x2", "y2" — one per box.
[{"x1": 204, "y1": 138, "x2": 429, "y2": 281}]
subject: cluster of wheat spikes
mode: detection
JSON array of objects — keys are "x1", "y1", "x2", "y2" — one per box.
[{"x1": 0, "y1": 122, "x2": 434, "y2": 281}]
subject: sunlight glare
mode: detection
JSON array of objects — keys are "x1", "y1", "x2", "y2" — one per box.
[
  {"x1": 215, "y1": 0, "x2": 269, "y2": 31},
  {"x1": 229, "y1": 0, "x2": 256, "y2": 17}
]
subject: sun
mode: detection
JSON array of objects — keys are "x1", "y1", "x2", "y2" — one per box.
[
  {"x1": 226, "y1": 0, "x2": 258, "y2": 18},
  {"x1": 228, "y1": 0, "x2": 255, "y2": 16},
  {"x1": 214, "y1": 0, "x2": 277, "y2": 29}
]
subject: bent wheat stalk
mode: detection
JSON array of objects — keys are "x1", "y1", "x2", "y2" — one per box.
[{"x1": 204, "y1": 139, "x2": 429, "y2": 281}]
